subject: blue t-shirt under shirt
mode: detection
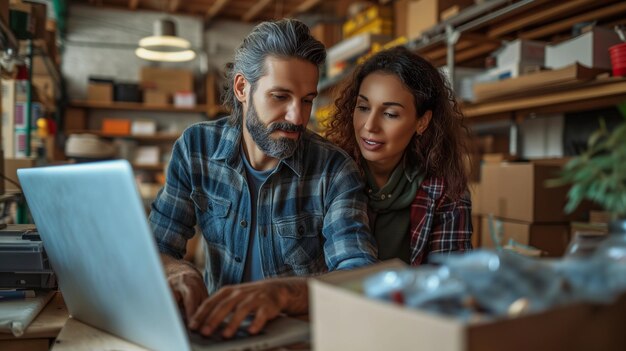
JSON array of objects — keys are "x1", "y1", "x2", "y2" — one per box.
[{"x1": 241, "y1": 149, "x2": 273, "y2": 282}]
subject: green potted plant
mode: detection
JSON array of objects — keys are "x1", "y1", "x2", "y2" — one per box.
[{"x1": 547, "y1": 105, "x2": 626, "y2": 237}]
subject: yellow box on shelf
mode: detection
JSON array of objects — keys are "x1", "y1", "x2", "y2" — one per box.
[
  {"x1": 343, "y1": 5, "x2": 393, "y2": 38},
  {"x1": 350, "y1": 19, "x2": 394, "y2": 37}
]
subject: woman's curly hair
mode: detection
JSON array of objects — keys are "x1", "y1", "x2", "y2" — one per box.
[{"x1": 325, "y1": 46, "x2": 471, "y2": 199}]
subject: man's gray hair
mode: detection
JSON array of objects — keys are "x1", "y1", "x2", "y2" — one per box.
[{"x1": 222, "y1": 19, "x2": 326, "y2": 124}]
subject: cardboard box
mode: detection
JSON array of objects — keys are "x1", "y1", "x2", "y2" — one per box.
[
  {"x1": 406, "y1": 0, "x2": 473, "y2": 40},
  {"x1": 131, "y1": 120, "x2": 157, "y2": 136},
  {"x1": 32, "y1": 74, "x2": 56, "y2": 102},
  {"x1": 480, "y1": 216, "x2": 570, "y2": 257},
  {"x1": 496, "y1": 39, "x2": 546, "y2": 68},
  {"x1": 134, "y1": 146, "x2": 160, "y2": 165},
  {"x1": 139, "y1": 67, "x2": 193, "y2": 95},
  {"x1": 394, "y1": 0, "x2": 408, "y2": 38},
  {"x1": 469, "y1": 182, "x2": 481, "y2": 215},
  {"x1": 310, "y1": 261, "x2": 626, "y2": 351},
  {"x1": 520, "y1": 113, "x2": 564, "y2": 159},
  {"x1": 87, "y1": 83, "x2": 113, "y2": 103},
  {"x1": 406, "y1": 0, "x2": 438, "y2": 40},
  {"x1": 545, "y1": 27, "x2": 621, "y2": 70},
  {"x1": 310, "y1": 22, "x2": 341, "y2": 49},
  {"x1": 23, "y1": 1, "x2": 46, "y2": 39},
  {"x1": 4, "y1": 157, "x2": 36, "y2": 192},
  {"x1": 174, "y1": 92, "x2": 196, "y2": 107},
  {"x1": 480, "y1": 162, "x2": 589, "y2": 223},
  {"x1": 570, "y1": 222, "x2": 608, "y2": 236},
  {"x1": 101, "y1": 118, "x2": 130, "y2": 135},
  {"x1": 143, "y1": 90, "x2": 169, "y2": 106},
  {"x1": 63, "y1": 107, "x2": 86, "y2": 133}
]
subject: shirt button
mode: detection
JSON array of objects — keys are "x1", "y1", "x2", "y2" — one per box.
[
  {"x1": 235, "y1": 257, "x2": 242, "y2": 263},
  {"x1": 298, "y1": 225, "x2": 305, "y2": 235},
  {"x1": 240, "y1": 220, "x2": 248, "y2": 228},
  {"x1": 381, "y1": 194, "x2": 386, "y2": 200}
]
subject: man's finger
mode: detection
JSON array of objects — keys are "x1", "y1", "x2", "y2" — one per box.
[
  {"x1": 198, "y1": 291, "x2": 245, "y2": 336},
  {"x1": 222, "y1": 297, "x2": 258, "y2": 338},
  {"x1": 248, "y1": 305, "x2": 278, "y2": 334}
]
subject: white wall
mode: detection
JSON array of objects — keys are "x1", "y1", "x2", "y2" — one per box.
[
  {"x1": 63, "y1": 5, "x2": 204, "y2": 100},
  {"x1": 204, "y1": 20, "x2": 256, "y2": 72}
]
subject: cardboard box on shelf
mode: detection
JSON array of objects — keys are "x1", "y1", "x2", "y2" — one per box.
[
  {"x1": 24, "y1": 0, "x2": 46, "y2": 39},
  {"x1": 4, "y1": 157, "x2": 36, "y2": 192},
  {"x1": 174, "y1": 92, "x2": 196, "y2": 107},
  {"x1": 520, "y1": 113, "x2": 564, "y2": 159},
  {"x1": 139, "y1": 67, "x2": 193, "y2": 95},
  {"x1": 63, "y1": 107, "x2": 86, "y2": 133},
  {"x1": 481, "y1": 161, "x2": 590, "y2": 223},
  {"x1": 32, "y1": 74, "x2": 56, "y2": 102},
  {"x1": 545, "y1": 27, "x2": 622, "y2": 70},
  {"x1": 131, "y1": 120, "x2": 157, "y2": 136},
  {"x1": 589, "y1": 210, "x2": 612, "y2": 225},
  {"x1": 310, "y1": 22, "x2": 341, "y2": 49},
  {"x1": 570, "y1": 221, "x2": 608, "y2": 236},
  {"x1": 394, "y1": 0, "x2": 408, "y2": 38},
  {"x1": 406, "y1": 0, "x2": 473, "y2": 40},
  {"x1": 101, "y1": 118, "x2": 130, "y2": 135},
  {"x1": 134, "y1": 146, "x2": 160, "y2": 165},
  {"x1": 310, "y1": 261, "x2": 626, "y2": 351},
  {"x1": 496, "y1": 39, "x2": 546, "y2": 68},
  {"x1": 143, "y1": 90, "x2": 169, "y2": 106},
  {"x1": 480, "y1": 216, "x2": 570, "y2": 257},
  {"x1": 87, "y1": 83, "x2": 113, "y2": 103}
]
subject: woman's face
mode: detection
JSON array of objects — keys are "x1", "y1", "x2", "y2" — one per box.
[{"x1": 353, "y1": 72, "x2": 430, "y2": 171}]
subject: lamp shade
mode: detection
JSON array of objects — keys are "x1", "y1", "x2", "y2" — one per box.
[{"x1": 136, "y1": 18, "x2": 195, "y2": 62}]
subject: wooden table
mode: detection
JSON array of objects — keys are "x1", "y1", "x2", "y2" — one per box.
[
  {"x1": 52, "y1": 318, "x2": 148, "y2": 351},
  {"x1": 0, "y1": 292, "x2": 69, "y2": 351},
  {"x1": 2, "y1": 292, "x2": 309, "y2": 350}
]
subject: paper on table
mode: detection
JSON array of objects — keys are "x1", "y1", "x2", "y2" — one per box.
[{"x1": 0, "y1": 290, "x2": 55, "y2": 336}]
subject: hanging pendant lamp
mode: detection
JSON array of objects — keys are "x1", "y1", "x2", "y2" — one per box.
[{"x1": 135, "y1": 18, "x2": 196, "y2": 62}]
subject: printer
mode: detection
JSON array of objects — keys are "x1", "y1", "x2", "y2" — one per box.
[{"x1": 0, "y1": 224, "x2": 56, "y2": 289}]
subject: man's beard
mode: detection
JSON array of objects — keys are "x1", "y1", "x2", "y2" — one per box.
[{"x1": 245, "y1": 96, "x2": 305, "y2": 159}]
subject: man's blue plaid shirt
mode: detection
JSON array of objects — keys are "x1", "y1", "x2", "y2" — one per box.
[{"x1": 149, "y1": 117, "x2": 377, "y2": 294}]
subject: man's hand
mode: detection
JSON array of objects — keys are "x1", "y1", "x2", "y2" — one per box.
[
  {"x1": 161, "y1": 254, "x2": 208, "y2": 323},
  {"x1": 188, "y1": 277, "x2": 308, "y2": 339}
]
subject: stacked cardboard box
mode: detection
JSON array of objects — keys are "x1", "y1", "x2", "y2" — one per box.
[{"x1": 478, "y1": 161, "x2": 591, "y2": 257}]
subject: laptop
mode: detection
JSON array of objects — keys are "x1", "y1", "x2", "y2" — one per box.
[{"x1": 18, "y1": 160, "x2": 310, "y2": 351}]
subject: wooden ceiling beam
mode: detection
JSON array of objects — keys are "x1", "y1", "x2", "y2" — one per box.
[
  {"x1": 129, "y1": 0, "x2": 139, "y2": 10},
  {"x1": 168, "y1": 0, "x2": 181, "y2": 13},
  {"x1": 242, "y1": 0, "x2": 273, "y2": 22},
  {"x1": 286, "y1": 0, "x2": 323, "y2": 17},
  {"x1": 207, "y1": 0, "x2": 230, "y2": 20}
]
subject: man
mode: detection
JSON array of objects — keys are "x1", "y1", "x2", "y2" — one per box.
[{"x1": 149, "y1": 19, "x2": 377, "y2": 339}]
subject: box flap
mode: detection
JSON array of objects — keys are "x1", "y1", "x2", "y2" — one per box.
[{"x1": 314, "y1": 259, "x2": 407, "y2": 285}]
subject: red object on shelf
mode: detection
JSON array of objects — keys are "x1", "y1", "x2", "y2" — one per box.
[
  {"x1": 609, "y1": 43, "x2": 626, "y2": 77},
  {"x1": 15, "y1": 65, "x2": 29, "y2": 80}
]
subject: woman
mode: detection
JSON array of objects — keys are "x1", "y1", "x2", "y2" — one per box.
[{"x1": 326, "y1": 46, "x2": 473, "y2": 265}]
